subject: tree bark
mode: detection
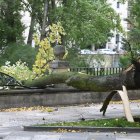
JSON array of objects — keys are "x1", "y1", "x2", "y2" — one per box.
[
  {"x1": 24, "y1": 61, "x2": 140, "y2": 91},
  {"x1": 40, "y1": 0, "x2": 49, "y2": 40},
  {"x1": 24, "y1": 72, "x2": 74, "y2": 88},
  {"x1": 100, "y1": 86, "x2": 134, "y2": 122},
  {"x1": 66, "y1": 61, "x2": 140, "y2": 91},
  {"x1": 27, "y1": 15, "x2": 35, "y2": 45},
  {"x1": 51, "y1": 0, "x2": 56, "y2": 9},
  {"x1": 6, "y1": 0, "x2": 17, "y2": 43}
]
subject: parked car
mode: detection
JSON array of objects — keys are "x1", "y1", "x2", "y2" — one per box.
[
  {"x1": 97, "y1": 49, "x2": 116, "y2": 54},
  {"x1": 80, "y1": 49, "x2": 96, "y2": 54}
]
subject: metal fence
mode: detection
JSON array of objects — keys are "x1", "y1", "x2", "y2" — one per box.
[{"x1": 70, "y1": 67, "x2": 125, "y2": 76}]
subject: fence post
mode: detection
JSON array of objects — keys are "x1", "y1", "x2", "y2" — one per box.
[
  {"x1": 69, "y1": 67, "x2": 124, "y2": 76},
  {"x1": 100, "y1": 68, "x2": 105, "y2": 76}
]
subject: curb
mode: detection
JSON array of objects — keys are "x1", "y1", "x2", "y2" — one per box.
[{"x1": 24, "y1": 126, "x2": 140, "y2": 133}]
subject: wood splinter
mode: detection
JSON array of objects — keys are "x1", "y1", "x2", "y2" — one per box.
[{"x1": 100, "y1": 85, "x2": 134, "y2": 122}]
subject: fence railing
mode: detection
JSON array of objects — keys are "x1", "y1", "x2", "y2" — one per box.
[{"x1": 69, "y1": 67, "x2": 125, "y2": 76}]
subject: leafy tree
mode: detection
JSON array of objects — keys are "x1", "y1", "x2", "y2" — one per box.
[
  {"x1": 50, "y1": 0, "x2": 122, "y2": 49},
  {"x1": 0, "y1": 0, "x2": 24, "y2": 47},
  {"x1": 121, "y1": 0, "x2": 140, "y2": 61},
  {"x1": 24, "y1": 0, "x2": 122, "y2": 49},
  {"x1": 33, "y1": 22, "x2": 65, "y2": 76},
  {"x1": 22, "y1": 0, "x2": 44, "y2": 45},
  {"x1": 46, "y1": 0, "x2": 122, "y2": 67}
]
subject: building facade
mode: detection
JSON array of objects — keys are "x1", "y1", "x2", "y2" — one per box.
[{"x1": 106, "y1": 0, "x2": 128, "y2": 51}]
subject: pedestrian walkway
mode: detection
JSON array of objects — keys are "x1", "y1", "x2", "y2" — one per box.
[{"x1": 0, "y1": 102, "x2": 140, "y2": 139}]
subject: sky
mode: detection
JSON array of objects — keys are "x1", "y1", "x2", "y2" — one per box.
[{"x1": 21, "y1": 11, "x2": 31, "y2": 43}]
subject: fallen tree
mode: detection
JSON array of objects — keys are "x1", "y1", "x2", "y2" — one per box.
[
  {"x1": 24, "y1": 72, "x2": 75, "y2": 88},
  {"x1": 23, "y1": 60, "x2": 140, "y2": 91},
  {"x1": 66, "y1": 60, "x2": 140, "y2": 91},
  {"x1": 23, "y1": 59, "x2": 140, "y2": 122}
]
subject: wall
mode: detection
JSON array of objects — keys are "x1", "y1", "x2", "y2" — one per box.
[
  {"x1": 0, "y1": 88, "x2": 139, "y2": 109},
  {"x1": 86, "y1": 54, "x2": 122, "y2": 68}
]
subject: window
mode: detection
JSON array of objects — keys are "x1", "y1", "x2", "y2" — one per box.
[{"x1": 117, "y1": 2, "x2": 120, "y2": 8}]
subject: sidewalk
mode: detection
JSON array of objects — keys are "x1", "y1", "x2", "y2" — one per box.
[{"x1": 0, "y1": 102, "x2": 140, "y2": 139}]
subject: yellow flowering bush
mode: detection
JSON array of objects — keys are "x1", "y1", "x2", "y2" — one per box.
[{"x1": 33, "y1": 22, "x2": 66, "y2": 76}]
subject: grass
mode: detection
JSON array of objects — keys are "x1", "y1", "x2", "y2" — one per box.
[{"x1": 38, "y1": 118, "x2": 140, "y2": 128}]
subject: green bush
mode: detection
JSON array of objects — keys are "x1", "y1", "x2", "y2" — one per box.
[
  {"x1": 0, "y1": 43, "x2": 37, "y2": 69},
  {"x1": 119, "y1": 54, "x2": 131, "y2": 68},
  {"x1": 65, "y1": 47, "x2": 88, "y2": 67},
  {"x1": 0, "y1": 61, "x2": 35, "y2": 81}
]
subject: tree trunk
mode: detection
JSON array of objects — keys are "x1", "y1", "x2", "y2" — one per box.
[
  {"x1": 40, "y1": 0, "x2": 49, "y2": 40},
  {"x1": 27, "y1": 15, "x2": 35, "y2": 45},
  {"x1": 66, "y1": 67, "x2": 140, "y2": 92},
  {"x1": 24, "y1": 72, "x2": 74, "y2": 88},
  {"x1": 24, "y1": 61, "x2": 140, "y2": 91},
  {"x1": 66, "y1": 73, "x2": 123, "y2": 92},
  {"x1": 51, "y1": 0, "x2": 56, "y2": 9},
  {"x1": 6, "y1": 0, "x2": 17, "y2": 43}
]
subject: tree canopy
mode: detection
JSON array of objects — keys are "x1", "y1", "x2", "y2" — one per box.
[
  {"x1": 0, "y1": 0, "x2": 24, "y2": 48},
  {"x1": 49, "y1": 0, "x2": 122, "y2": 49},
  {"x1": 0, "y1": 0, "x2": 123, "y2": 49},
  {"x1": 123, "y1": 0, "x2": 140, "y2": 59},
  {"x1": 0, "y1": 0, "x2": 125, "y2": 68}
]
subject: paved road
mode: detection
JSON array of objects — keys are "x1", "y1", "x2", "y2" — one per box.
[{"x1": 0, "y1": 102, "x2": 140, "y2": 139}]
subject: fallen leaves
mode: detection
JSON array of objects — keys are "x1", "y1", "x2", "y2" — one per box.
[
  {"x1": 110, "y1": 99, "x2": 140, "y2": 104},
  {"x1": 56, "y1": 128, "x2": 81, "y2": 133},
  {"x1": 0, "y1": 106, "x2": 55, "y2": 112}
]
